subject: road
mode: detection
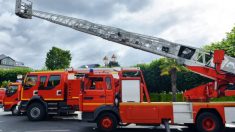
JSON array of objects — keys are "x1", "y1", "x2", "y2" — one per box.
[{"x1": 0, "y1": 109, "x2": 235, "y2": 132}]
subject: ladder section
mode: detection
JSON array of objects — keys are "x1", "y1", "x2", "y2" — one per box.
[{"x1": 15, "y1": 0, "x2": 235, "y2": 75}]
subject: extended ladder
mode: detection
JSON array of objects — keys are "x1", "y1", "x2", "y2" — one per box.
[{"x1": 15, "y1": 0, "x2": 235, "y2": 75}]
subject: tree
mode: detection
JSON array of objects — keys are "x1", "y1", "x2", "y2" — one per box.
[
  {"x1": 159, "y1": 58, "x2": 185, "y2": 102},
  {"x1": 45, "y1": 47, "x2": 72, "y2": 70},
  {"x1": 108, "y1": 61, "x2": 120, "y2": 67},
  {"x1": 204, "y1": 26, "x2": 235, "y2": 57}
]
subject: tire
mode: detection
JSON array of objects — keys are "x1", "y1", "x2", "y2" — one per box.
[
  {"x1": 27, "y1": 103, "x2": 46, "y2": 121},
  {"x1": 196, "y1": 112, "x2": 224, "y2": 132},
  {"x1": 97, "y1": 113, "x2": 118, "y2": 132},
  {"x1": 12, "y1": 106, "x2": 20, "y2": 116}
]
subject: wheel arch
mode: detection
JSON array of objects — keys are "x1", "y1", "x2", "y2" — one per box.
[
  {"x1": 94, "y1": 105, "x2": 120, "y2": 122},
  {"x1": 26, "y1": 96, "x2": 47, "y2": 112},
  {"x1": 195, "y1": 108, "x2": 224, "y2": 124}
]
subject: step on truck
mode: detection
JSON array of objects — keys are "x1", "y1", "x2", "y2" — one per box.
[{"x1": 15, "y1": 0, "x2": 235, "y2": 131}]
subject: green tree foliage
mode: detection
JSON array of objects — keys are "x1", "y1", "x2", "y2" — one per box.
[
  {"x1": 108, "y1": 61, "x2": 120, "y2": 67},
  {"x1": 137, "y1": 59, "x2": 210, "y2": 93},
  {"x1": 159, "y1": 58, "x2": 186, "y2": 101},
  {"x1": 45, "y1": 47, "x2": 72, "y2": 70},
  {"x1": 204, "y1": 26, "x2": 235, "y2": 57},
  {"x1": 1, "y1": 80, "x2": 11, "y2": 88}
]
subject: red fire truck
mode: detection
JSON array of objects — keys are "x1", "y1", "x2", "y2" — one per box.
[
  {"x1": 15, "y1": 0, "x2": 235, "y2": 132},
  {"x1": 18, "y1": 70, "x2": 81, "y2": 120},
  {"x1": 3, "y1": 82, "x2": 22, "y2": 115},
  {"x1": 0, "y1": 88, "x2": 6, "y2": 108}
]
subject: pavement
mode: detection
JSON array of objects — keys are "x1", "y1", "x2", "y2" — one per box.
[{"x1": 1, "y1": 108, "x2": 235, "y2": 132}]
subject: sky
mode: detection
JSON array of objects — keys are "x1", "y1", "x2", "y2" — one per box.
[{"x1": 0, "y1": 0, "x2": 235, "y2": 69}]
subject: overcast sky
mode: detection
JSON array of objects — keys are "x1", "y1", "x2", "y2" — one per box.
[{"x1": 0, "y1": 0, "x2": 235, "y2": 69}]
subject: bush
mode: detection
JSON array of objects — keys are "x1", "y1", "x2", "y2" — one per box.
[
  {"x1": 149, "y1": 93, "x2": 235, "y2": 102},
  {"x1": 0, "y1": 68, "x2": 33, "y2": 85},
  {"x1": 149, "y1": 92, "x2": 184, "y2": 102}
]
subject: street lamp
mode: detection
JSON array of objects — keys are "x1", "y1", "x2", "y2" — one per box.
[{"x1": 103, "y1": 56, "x2": 109, "y2": 67}]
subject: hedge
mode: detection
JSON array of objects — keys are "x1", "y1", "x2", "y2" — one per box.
[
  {"x1": 0, "y1": 68, "x2": 33, "y2": 86},
  {"x1": 149, "y1": 93, "x2": 235, "y2": 102}
]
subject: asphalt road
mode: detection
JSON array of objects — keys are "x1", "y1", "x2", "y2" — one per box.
[{"x1": 0, "y1": 109, "x2": 235, "y2": 132}]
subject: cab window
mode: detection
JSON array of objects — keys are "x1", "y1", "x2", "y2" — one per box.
[
  {"x1": 39, "y1": 76, "x2": 47, "y2": 88},
  {"x1": 24, "y1": 75, "x2": 38, "y2": 88},
  {"x1": 47, "y1": 75, "x2": 61, "y2": 89},
  {"x1": 87, "y1": 77, "x2": 103, "y2": 90},
  {"x1": 105, "y1": 77, "x2": 112, "y2": 90},
  {"x1": 6, "y1": 85, "x2": 18, "y2": 96}
]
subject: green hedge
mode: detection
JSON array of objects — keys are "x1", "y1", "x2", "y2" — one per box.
[
  {"x1": 149, "y1": 93, "x2": 184, "y2": 102},
  {"x1": 0, "y1": 68, "x2": 33, "y2": 86},
  {"x1": 149, "y1": 93, "x2": 235, "y2": 102}
]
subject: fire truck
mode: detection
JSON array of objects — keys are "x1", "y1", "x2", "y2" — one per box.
[
  {"x1": 15, "y1": 0, "x2": 235, "y2": 132},
  {"x1": 3, "y1": 82, "x2": 22, "y2": 115},
  {"x1": 18, "y1": 70, "x2": 81, "y2": 120},
  {"x1": 0, "y1": 88, "x2": 6, "y2": 108}
]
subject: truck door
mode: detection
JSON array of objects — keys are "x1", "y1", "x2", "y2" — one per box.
[
  {"x1": 38, "y1": 74, "x2": 64, "y2": 101},
  {"x1": 82, "y1": 77, "x2": 106, "y2": 111},
  {"x1": 105, "y1": 77, "x2": 114, "y2": 104},
  {"x1": 21, "y1": 75, "x2": 38, "y2": 101}
]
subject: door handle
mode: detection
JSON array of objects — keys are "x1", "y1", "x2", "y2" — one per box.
[
  {"x1": 57, "y1": 90, "x2": 62, "y2": 96},
  {"x1": 33, "y1": 90, "x2": 38, "y2": 95}
]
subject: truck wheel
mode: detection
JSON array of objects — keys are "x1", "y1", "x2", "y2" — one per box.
[
  {"x1": 12, "y1": 106, "x2": 20, "y2": 116},
  {"x1": 196, "y1": 112, "x2": 224, "y2": 132},
  {"x1": 27, "y1": 103, "x2": 46, "y2": 121},
  {"x1": 97, "y1": 113, "x2": 118, "y2": 132}
]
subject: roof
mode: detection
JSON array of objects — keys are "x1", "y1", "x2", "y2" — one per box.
[{"x1": 0, "y1": 54, "x2": 7, "y2": 60}]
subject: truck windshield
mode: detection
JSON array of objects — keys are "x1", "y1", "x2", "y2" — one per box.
[
  {"x1": 6, "y1": 85, "x2": 18, "y2": 96},
  {"x1": 24, "y1": 75, "x2": 38, "y2": 88}
]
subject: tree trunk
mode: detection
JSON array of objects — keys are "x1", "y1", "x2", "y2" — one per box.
[{"x1": 170, "y1": 68, "x2": 177, "y2": 102}]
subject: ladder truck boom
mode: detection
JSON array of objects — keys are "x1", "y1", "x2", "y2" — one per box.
[
  {"x1": 15, "y1": 0, "x2": 235, "y2": 76},
  {"x1": 15, "y1": 0, "x2": 235, "y2": 100}
]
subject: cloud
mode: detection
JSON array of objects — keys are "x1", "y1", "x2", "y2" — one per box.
[{"x1": 0, "y1": 0, "x2": 235, "y2": 69}]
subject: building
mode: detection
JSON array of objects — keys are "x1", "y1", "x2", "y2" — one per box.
[{"x1": 0, "y1": 54, "x2": 26, "y2": 69}]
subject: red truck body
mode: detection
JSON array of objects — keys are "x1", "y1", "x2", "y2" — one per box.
[
  {"x1": 3, "y1": 82, "x2": 22, "y2": 115},
  {"x1": 17, "y1": 68, "x2": 235, "y2": 132},
  {"x1": 18, "y1": 70, "x2": 81, "y2": 119},
  {"x1": 0, "y1": 88, "x2": 6, "y2": 107}
]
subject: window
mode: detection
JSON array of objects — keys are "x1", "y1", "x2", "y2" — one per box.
[
  {"x1": 39, "y1": 76, "x2": 47, "y2": 88},
  {"x1": 6, "y1": 85, "x2": 18, "y2": 96},
  {"x1": 105, "y1": 77, "x2": 112, "y2": 90},
  {"x1": 24, "y1": 75, "x2": 38, "y2": 88},
  {"x1": 47, "y1": 75, "x2": 61, "y2": 88},
  {"x1": 87, "y1": 77, "x2": 104, "y2": 90}
]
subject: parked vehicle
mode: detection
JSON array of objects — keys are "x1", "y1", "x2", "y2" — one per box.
[
  {"x1": 3, "y1": 82, "x2": 22, "y2": 115},
  {"x1": 0, "y1": 88, "x2": 6, "y2": 108}
]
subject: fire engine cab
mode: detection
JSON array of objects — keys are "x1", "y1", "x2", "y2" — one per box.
[
  {"x1": 18, "y1": 70, "x2": 80, "y2": 120},
  {"x1": 3, "y1": 82, "x2": 22, "y2": 115}
]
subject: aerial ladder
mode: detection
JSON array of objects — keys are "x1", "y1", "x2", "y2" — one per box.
[{"x1": 15, "y1": 0, "x2": 235, "y2": 101}]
